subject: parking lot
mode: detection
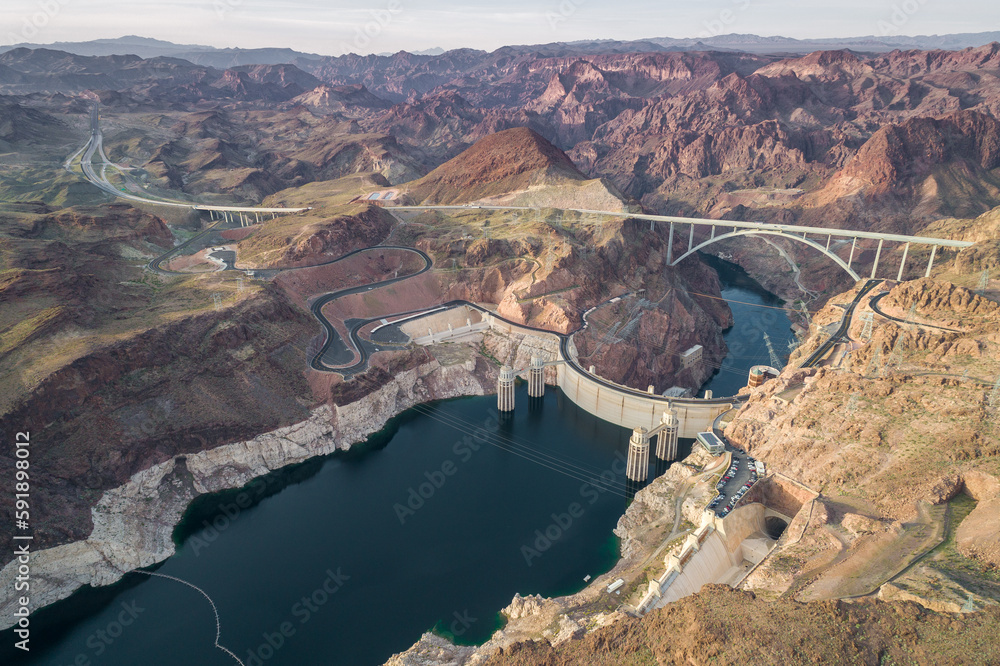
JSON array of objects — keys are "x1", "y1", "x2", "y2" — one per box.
[{"x1": 708, "y1": 440, "x2": 760, "y2": 517}]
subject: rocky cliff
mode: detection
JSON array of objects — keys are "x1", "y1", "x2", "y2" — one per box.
[{"x1": 0, "y1": 350, "x2": 498, "y2": 630}]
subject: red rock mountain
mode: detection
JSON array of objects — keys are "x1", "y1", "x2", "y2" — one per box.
[
  {"x1": 8, "y1": 43, "x2": 1000, "y2": 229},
  {"x1": 404, "y1": 127, "x2": 586, "y2": 204}
]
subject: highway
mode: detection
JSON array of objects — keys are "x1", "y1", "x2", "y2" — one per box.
[
  {"x1": 311, "y1": 277, "x2": 748, "y2": 404},
  {"x1": 95, "y1": 132, "x2": 939, "y2": 392},
  {"x1": 868, "y1": 291, "x2": 962, "y2": 332},
  {"x1": 394, "y1": 205, "x2": 975, "y2": 250},
  {"x1": 72, "y1": 104, "x2": 311, "y2": 214},
  {"x1": 799, "y1": 279, "x2": 881, "y2": 368},
  {"x1": 147, "y1": 220, "x2": 225, "y2": 274}
]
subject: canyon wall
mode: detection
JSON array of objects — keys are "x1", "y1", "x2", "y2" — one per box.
[{"x1": 0, "y1": 352, "x2": 510, "y2": 630}]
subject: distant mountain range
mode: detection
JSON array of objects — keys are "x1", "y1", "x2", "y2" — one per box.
[{"x1": 1, "y1": 32, "x2": 999, "y2": 67}]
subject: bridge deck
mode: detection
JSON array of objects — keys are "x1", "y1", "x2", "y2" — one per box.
[{"x1": 394, "y1": 205, "x2": 973, "y2": 249}]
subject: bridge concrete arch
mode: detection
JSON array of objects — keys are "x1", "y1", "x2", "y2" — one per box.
[{"x1": 670, "y1": 229, "x2": 862, "y2": 281}]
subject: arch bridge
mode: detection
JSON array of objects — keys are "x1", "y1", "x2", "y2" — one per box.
[
  {"x1": 394, "y1": 205, "x2": 975, "y2": 281},
  {"x1": 657, "y1": 216, "x2": 971, "y2": 281}
]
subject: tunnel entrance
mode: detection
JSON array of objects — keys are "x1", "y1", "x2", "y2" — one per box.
[{"x1": 765, "y1": 516, "x2": 788, "y2": 540}]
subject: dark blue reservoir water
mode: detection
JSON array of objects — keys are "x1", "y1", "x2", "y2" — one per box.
[{"x1": 3, "y1": 387, "x2": 636, "y2": 666}]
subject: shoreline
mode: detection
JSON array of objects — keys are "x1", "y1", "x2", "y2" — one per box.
[
  {"x1": 0, "y1": 356, "x2": 495, "y2": 631},
  {"x1": 385, "y1": 445, "x2": 722, "y2": 665}
]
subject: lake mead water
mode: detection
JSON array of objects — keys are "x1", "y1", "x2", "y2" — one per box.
[{"x1": 4, "y1": 388, "x2": 637, "y2": 666}]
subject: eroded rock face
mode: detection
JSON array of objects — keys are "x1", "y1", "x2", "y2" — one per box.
[
  {"x1": 956, "y1": 497, "x2": 1000, "y2": 569},
  {"x1": 882, "y1": 277, "x2": 1000, "y2": 319},
  {"x1": 614, "y1": 448, "x2": 711, "y2": 559},
  {"x1": 842, "y1": 513, "x2": 885, "y2": 537},
  {"x1": 283, "y1": 206, "x2": 395, "y2": 266},
  {"x1": 383, "y1": 633, "x2": 477, "y2": 666},
  {"x1": 0, "y1": 289, "x2": 318, "y2": 563},
  {"x1": 503, "y1": 593, "x2": 545, "y2": 620}
]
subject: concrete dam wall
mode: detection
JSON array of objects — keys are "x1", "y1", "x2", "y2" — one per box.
[
  {"x1": 640, "y1": 503, "x2": 774, "y2": 610},
  {"x1": 554, "y1": 362, "x2": 733, "y2": 438},
  {"x1": 481, "y1": 313, "x2": 734, "y2": 437}
]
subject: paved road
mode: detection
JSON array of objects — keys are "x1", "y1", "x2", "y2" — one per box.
[
  {"x1": 869, "y1": 291, "x2": 962, "y2": 332},
  {"x1": 307, "y1": 247, "x2": 433, "y2": 373},
  {"x1": 307, "y1": 263, "x2": 749, "y2": 407},
  {"x1": 208, "y1": 249, "x2": 237, "y2": 270},
  {"x1": 147, "y1": 221, "x2": 225, "y2": 275},
  {"x1": 799, "y1": 278, "x2": 881, "y2": 368},
  {"x1": 394, "y1": 205, "x2": 974, "y2": 250},
  {"x1": 704, "y1": 279, "x2": 880, "y2": 515},
  {"x1": 73, "y1": 104, "x2": 309, "y2": 214}
]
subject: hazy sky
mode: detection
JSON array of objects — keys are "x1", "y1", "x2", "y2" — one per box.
[{"x1": 2, "y1": 0, "x2": 998, "y2": 55}]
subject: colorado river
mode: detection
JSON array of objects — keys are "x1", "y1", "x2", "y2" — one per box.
[{"x1": 701, "y1": 256, "x2": 796, "y2": 398}]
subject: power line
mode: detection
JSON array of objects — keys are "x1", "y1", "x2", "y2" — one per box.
[
  {"x1": 347, "y1": 371, "x2": 636, "y2": 494},
  {"x1": 410, "y1": 403, "x2": 633, "y2": 485},
  {"x1": 685, "y1": 290, "x2": 818, "y2": 314},
  {"x1": 405, "y1": 403, "x2": 635, "y2": 498}
]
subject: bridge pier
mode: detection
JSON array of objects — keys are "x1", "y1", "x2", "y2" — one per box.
[
  {"x1": 655, "y1": 409, "x2": 679, "y2": 461},
  {"x1": 897, "y1": 242, "x2": 910, "y2": 281},
  {"x1": 498, "y1": 365, "x2": 515, "y2": 412},
  {"x1": 848, "y1": 237, "x2": 857, "y2": 270},
  {"x1": 667, "y1": 222, "x2": 675, "y2": 264},
  {"x1": 871, "y1": 238, "x2": 884, "y2": 279},
  {"x1": 528, "y1": 356, "x2": 545, "y2": 398},
  {"x1": 626, "y1": 427, "x2": 651, "y2": 482},
  {"x1": 925, "y1": 246, "x2": 937, "y2": 278}
]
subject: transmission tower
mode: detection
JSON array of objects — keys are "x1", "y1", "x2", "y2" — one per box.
[
  {"x1": 787, "y1": 336, "x2": 800, "y2": 355},
  {"x1": 859, "y1": 311, "x2": 875, "y2": 342},
  {"x1": 236, "y1": 278, "x2": 244, "y2": 294},
  {"x1": 962, "y1": 593, "x2": 978, "y2": 613},
  {"x1": 845, "y1": 392, "x2": 860, "y2": 415},
  {"x1": 886, "y1": 335, "x2": 906, "y2": 374},
  {"x1": 978, "y1": 269, "x2": 990, "y2": 296},
  {"x1": 989, "y1": 375, "x2": 1000, "y2": 413},
  {"x1": 763, "y1": 332, "x2": 782, "y2": 369},
  {"x1": 798, "y1": 301, "x2": 811, "y2": 327},
  {"x1": 212, "y1": 293, "x2": 222, "y2": 311},
  {"x1": 867, "y1": 346, "x2": 883, "y2": 378}
]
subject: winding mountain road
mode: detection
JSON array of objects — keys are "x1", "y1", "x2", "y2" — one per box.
[
  {"x1": 869, "y1": 291, "x2": 963, "y2": 333},
  {"x1": 307, "y1": 246, "x2": 432, "y2": 373},
  {"x1": 799, "y1": 279, "x2": 880, "y2": 368}
]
